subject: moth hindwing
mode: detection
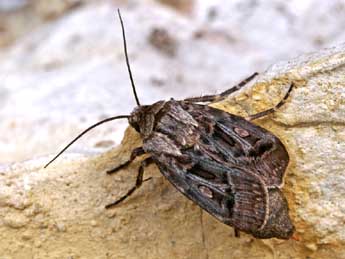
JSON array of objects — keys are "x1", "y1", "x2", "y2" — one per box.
[{"x1": 45, "y1": 9, "x2": 295, "y2": 240}]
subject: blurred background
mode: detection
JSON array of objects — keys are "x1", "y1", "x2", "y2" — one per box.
[{"x1": 0, "y1": 0, "x2": 344, "y2": 165}]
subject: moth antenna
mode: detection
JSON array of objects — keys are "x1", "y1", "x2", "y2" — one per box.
[
  {"x1": 44, "y1": 115, "x2": 130, "y2": 168},
  {"x1": 117, "y1": 9, "x2": 141, "y2": 106}
]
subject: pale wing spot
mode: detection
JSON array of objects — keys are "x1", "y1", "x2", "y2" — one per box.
[
  {"x1": 234, "y1": 127, "x2": 250, "y2": 137},
  {"x1": 199, "y1": 185, "x2": 213, "y2": 198}
]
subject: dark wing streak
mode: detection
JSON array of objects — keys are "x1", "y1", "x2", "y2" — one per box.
[
  {"x1": 215, "y1": 122, "x2": 253, "y2": 152},
  {"x1": 199, "y1": 134, "x2": 238, "y2": 165},
  {"x1": 185, "y1": 173, "x2": 230, "y2": 197}
]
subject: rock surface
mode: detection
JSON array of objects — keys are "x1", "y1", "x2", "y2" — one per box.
[{"x1": 1, "y1": 1, "x2": 345, "y2": 258}]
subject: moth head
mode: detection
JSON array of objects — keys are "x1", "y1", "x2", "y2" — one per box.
[
  {"x1": 129, "y1": 101, "x2": 166, "y2": 137},
  {"x1": 253, "y1": 188, "x2": 295, "y2": 240},
  {"x1": 128, "y1": 106, "x2": 143, "y2": 132}
]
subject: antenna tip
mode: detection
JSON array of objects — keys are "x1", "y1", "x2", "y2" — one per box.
[{"x1": 43, "y1": 161, "x2": 52, "y2": 169}]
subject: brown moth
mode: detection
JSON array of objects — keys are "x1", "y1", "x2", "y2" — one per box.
[{"x1": 45, "y1": 9, "x2": 295, "y2": 239}]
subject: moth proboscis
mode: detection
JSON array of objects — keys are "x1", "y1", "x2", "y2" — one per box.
[{"x1": 44, "y1": 9, "x2": 295, "y2": 240}]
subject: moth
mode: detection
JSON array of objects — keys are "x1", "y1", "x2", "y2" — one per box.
[{"x1": 45, "y1": 9, "x2": 295, "y2": 240}]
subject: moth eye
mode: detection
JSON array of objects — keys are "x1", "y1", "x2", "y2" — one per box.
[
  {"x1": 198, "y1": 185, "x2": 213, "y2": 198},
  {"x1": 234, "y1": 127, "x2": 250, "y2": 137}
]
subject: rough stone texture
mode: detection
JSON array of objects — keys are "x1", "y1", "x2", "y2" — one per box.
[
  {"x1": 1, "y1": 1, "x2": 345, "y2": 258},
  {"x1": 0, "y1": 0, "x2": 85, "y2": 47}
]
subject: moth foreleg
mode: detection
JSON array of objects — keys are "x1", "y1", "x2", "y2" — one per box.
[
  {"x1": 183, "y1": 72, "x2": 258, "y2": 103},
  {"x1": 105, "y1": 157, "x2": 154, "y2": 209},
  {"x1": 234, "y1": 228, "x2": 241, "y2": 238},
  {"x1": 247, "y1": 82, "x2": 294, "y2": 121},
  {"x1": 217, "y1": 72, "x2": 258, "y2": 101},
  {"x1": 107, "y1": 147, "x2": 145, "y2": 174}
]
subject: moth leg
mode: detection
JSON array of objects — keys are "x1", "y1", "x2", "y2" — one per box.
[
  {"x1": 105, "y1": 157, "x2": 154, "y2": 209},
  {"x1": 184, "y1": 72, "x2": 258, "y2": 103},
  {"x1": 247, "y1": 82, "x2": 294, "y2": 121},
  {"x1": 234, "y1": 228, "x2": 241, "y2": 238},
  {"x1": 107, "y1": 147, "x2": 145, "y2": 174}
]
